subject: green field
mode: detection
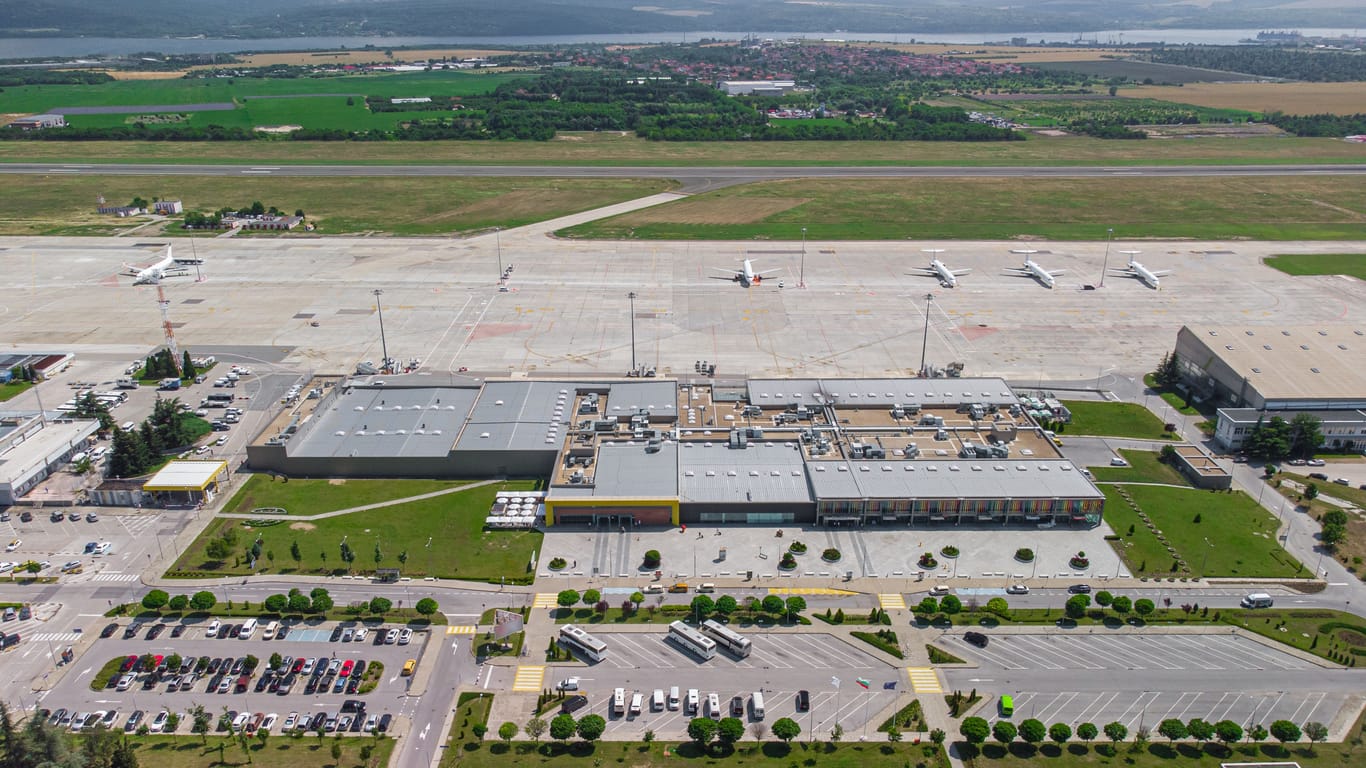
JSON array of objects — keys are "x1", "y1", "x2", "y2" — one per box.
[
  {"x1": 1265, "y1": 253, "x2": 1366, "y2": 280},
  {"x1": 3, "y1": 132, "x2": 1365, "y2": 167},
  {"x1": 1099, "y1": 484, "x2": 1302, "y2": 578},
  {"x1": 560, "y1": 176, "x2": 1366, "y2": 241},
  {"x1": 170, "y1": 480, "x2": 541, "y2": 582},
  {"x1": 0, "y1": 175, "x2": 675, "y2": 236},
  {"x1": 76, "y1": 733, "x2": 393, "y2": 768},
  {"x1": 0, "y1": 380, "x2": 34, "y2": 402},
  {"x1": 223, "y1": 474, "x2": 468, "y2": 516},
  {"x1": 1088, "y1": 450, "x2": 1191, "y2": 486},
  {"x1": 1058, "y1": 401, "x2": 1175, "y2": 441}
]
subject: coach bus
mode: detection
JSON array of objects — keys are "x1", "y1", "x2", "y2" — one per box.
[
  {"x1": 557, "y1": 624, "x2": 607, "y2": 663},
  {"x1": 700, "y1": 619, "x2": 752, "y2": 658},
  {"x1": 667, "y1": 621, "x2": 716, "y2": 661}
]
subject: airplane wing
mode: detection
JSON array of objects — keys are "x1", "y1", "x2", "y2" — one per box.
[
  {"x1": 1149, "y1": 269, "x2": 1172, "y2": 277},
  {"x1": 1046, "y1": 269, "x2": 1065, "y2": 276},
  {"x1": 709, "y1": 267, "x2": 741, "y2": 275},
  {"x1": 907, "y1": 268, "x2": 937, "y2": 276},
  {"x1": 755, "y1": 269, "x2": 783, "y2": 277},
  {"x1": 1002, "y1": 268, "x2": 1031, "y2": 275},
  {"x1": 950, "y1": 268, "x2": 972, "y2": 276}
]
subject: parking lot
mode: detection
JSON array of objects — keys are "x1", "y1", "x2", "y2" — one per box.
[
  {"x1": 589, "y1": 630, "x2": 884, "y2": 671},
  {"x1": 979, "y1": 689, "x2": 1350, "y2": 732},
  {"x1": 40, "y1": 619, "x2": 427, "y2": 737},
  {"x1": 940, "y1": 632, "x2": 1316, "y2": 672},
  {"x1": 0, "y1": 510, "x2": 170, "y2": 582}
]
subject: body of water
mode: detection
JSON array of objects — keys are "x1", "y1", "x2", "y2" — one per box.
[{"x1": 1, "y1": 28, "x2": 1361, "y2": 59}]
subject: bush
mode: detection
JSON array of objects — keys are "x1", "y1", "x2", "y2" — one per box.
[
  {"x1": 918, "y1": 552, "x2": 938, "y2": 569},
  {"x1": 643, "y1": 550, "x2": 661, "y2": 568},
  {"x1": 941, "y1": 545, "x2": 960, "y2": 558},
  {"x1": 548, "y1": 557, "x2": 567, "y2": 570},
  {"x1": 822, "y1": 548, "x2": 842, "y2": 562},
  {"x1": 779, "y1": 553, "x2": 798, "y2": 570},
  {"x1": 789, "y1": 541, "x2": 808, "y2": 554},
  {"x1": 1015, "y1": 548, "x2": 1035, "y2": 562}
]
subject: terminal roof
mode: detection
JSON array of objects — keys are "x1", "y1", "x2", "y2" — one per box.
[{"x1": 746, "y1": 378, "x2": 1019, "y2": 407}]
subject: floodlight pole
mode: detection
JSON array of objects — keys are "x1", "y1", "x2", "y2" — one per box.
[
  {"x1": 800, "y1": 227, "x2": 807, "y2": 288},
  {"x1": 372, "y1": 289, "x2": 389, "y2": 373},
  {"x1": 1099, "y1": 228, "x2": 1113, "y2": 288},
  {"x1": 919, "y1": 293, "x2": 934, "y2": 376},
  {"x1": 495, "y1": 227, "x2": 503, "y2": 278},
  {"x1": 628, "y1": 292, "x2": 638, "y2": 374}
]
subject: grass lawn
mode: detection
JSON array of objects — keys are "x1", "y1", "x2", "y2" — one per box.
[
  {"x1": 0, "y1": 175, "x2": 675, "y2": 237},
  {"x1": 1088, "y1": 450, "x2": 1191, "y2": 486},
  {"x1": 79, "y1": 733, "x2": 393, "y2": 768},
  {"x1": 223, "y1": 474, "x2": 468, "y2": 516},
  {"x1": 1099, "y1": 484, "x2": 1303, "y2": 578},
  {"x1": 445, "y1": 740, "x2": 947, "y2": 768},
  {"x1": 0, "y1": 381, "x2": 34, "y2": 402},
  {"x1": 441, "y1": 692, "x2": 494, "y2": 768},
  {"x1": 169, "y1": 480, "x2": 541, "y2": 582},
  {"x1": 1224, "y1": 608, "x2": 1366, "y2": 663},
  {"x1": 1058, "y1": 401, "x2": 1175, "y2": 441},
  {"x1": 1265, "y1": 253, "x2": 1366, "y2": 280},
  {"x1": 560, "y1": 176, "x2": 1366, "y2": 241}
]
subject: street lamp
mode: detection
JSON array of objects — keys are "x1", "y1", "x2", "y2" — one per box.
[
  {"x1": 372, "y1": 289, "x2": 389, "y2": 373},
  {"x1": 1201, "y1": 537, "x2": 1213, "y2": 576},
  {"x1": 1099, "y1": 228, "x2": 1113, "y2": 288},
  {"x1": 627, "y1": 292, "x2": 638, "y2": 374},
  {"x1": 799, "y1": 227, "x2": 807, "y2": 288},
  {"x1": 919, "y1": 293, "x2": 934, "y2": 376},
  {"x1": 495, "y1": 226, "x2": 503, "y2": 277}
]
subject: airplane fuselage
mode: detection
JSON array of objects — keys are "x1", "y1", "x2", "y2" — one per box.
[
  {"x1": 931, "y1": 259, "x2": 958, "y2": 288},
  {"x1": 1130, "y1": 261, "x2": 1161, "y2": 289},
  {"x1": 1024, "y1": 259, "x2": 1056, "y2": 289},
  {"x1": 132, "y1": 255, "x2": 175, "y2": 285}
]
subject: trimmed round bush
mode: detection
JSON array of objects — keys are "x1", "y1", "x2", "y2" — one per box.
[
  {"x1": 548, "y1": 557, "x2": 567, "y2": 570},
  {"x1": 779, "y1": 553, "x2": 798, "y2": 570},
  {"x1": 789, "y1": 541, "x2": 808, "y2": 555},
  {"x1": 1015, "y1": 548, "x2": 1035, "y2": 563},
  {"x1": 821, "y1": 548, "x2": 842, "y2": 563},
  {"x1": 941, "y1": 545, "x2": 960, "y2": 558},
  {"x1": 918, "y1": 552, "x2": 938, "y2": 569},
  {"x1": 643, "y1": 550, "x2": 661, "y2": 568}
]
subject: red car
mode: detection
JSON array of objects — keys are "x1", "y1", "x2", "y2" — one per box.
[
  {"x1": 120, "y1": 655, "x2": 138, "y2": 673},
  {"x1": 339, "y1": 660, "x2": 355, "y2": 678},
  {"x1": 291, "y1": 658, "x2": 305, "y2": 674}
]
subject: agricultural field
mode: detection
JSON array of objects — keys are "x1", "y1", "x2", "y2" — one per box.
[
  {"x1": 1264, "y1": 253, "x2": 1366, "y2": 281},
  {"x1": 1122, "y1": 82, "x2": 1366, "y2": 116},
  {"x1": 976, "y1": 96, "x2": 1255, "y2": 129},
  {"x1": 1032, "y1": 58, "x2": 1256, "y2": 84},
  {"x1": 561, "y1": 175, "x2": 1366, "y2": 241},
  {"x1": 0, "y1": 174, "x2": 675, "y2": 237}
]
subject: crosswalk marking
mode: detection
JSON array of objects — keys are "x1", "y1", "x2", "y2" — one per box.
[
  {"x1": 532, "y1": 593, "x2": 559, "y2": 609},
  {"x1": 878, "y1": 593, "x2": 907, "y2": 610},
  {"x1": 29, "y1": 632, "x2": 81, "y2": 643},
  {"x1": 767, "y1": 587, "x2": 858, "y2": 596},
  {"x1": 906, "y1": 667, "x2": 944, "y2": 694},
  {"x1": 87, "y1": 573, "x2": 138, "y2": 582},
  {"x1": 511, "y1": 665, "x2": 545, "y2": 692},
  {"x1": 445, "y1": 625, "x2": 476, "y2": 635}
]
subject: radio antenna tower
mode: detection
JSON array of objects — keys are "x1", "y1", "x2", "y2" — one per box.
[{"x1": 156, "y1": 283, "x2": 181, "y2": 375}]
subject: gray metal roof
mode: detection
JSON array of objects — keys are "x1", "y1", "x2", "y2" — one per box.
[
  {"x1": 746, "y1": 378, "x2": 1019, "y2": 408},
  {"x1": 456, "y1": 381, "x2": 575, "y2": 452},
  {"x1": 289, "y1": 386, "x2": 477, "y2": 458},
  {"x1": 1218, "y1": 407, "x2": 1366, "y2": 424},
  {"x1": 586, "y1": 441, "x2": 679, "y2": 497},
  {"x1": 678, "y1": 441, "x2": 812, "y2": 504},
  {"x1": 807, "y1": 459, "x2": 1103, "y2": 501}
]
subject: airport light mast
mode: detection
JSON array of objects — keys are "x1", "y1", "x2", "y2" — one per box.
[
  {"x1": 1099, "y1": 227, "x2": 1113, "y2": 288},
  {"x1": 627, "y1": 291, "x2": 638, "y2": 374},
  {"x1": 372, "y1": 289, "x2": 390, "y2": 373},
  {"x1": 799, "y1": 227, "x2": 807, "y2": 288},
  {"x1": 919, "y1": 292, "x2": 934, "y2": 376},
  {"x1": 156, "y1": 283, "x2": 181, "y2": 376}
]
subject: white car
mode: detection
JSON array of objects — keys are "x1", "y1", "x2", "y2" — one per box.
[
  {"x1": 261, "y1": 713, "x2": 277, "y2": 733},
  {"x1": 215, "y1": 436, "x2": 229, "y2": 446},
  {"x1": 1005, "y1": 584, "x2": 1030, "y2": 595},
  {"x1": 928, "y1": 585, "x2": 950, "y2": 597},
  {"x1": 0, "y1": 563, "x2": 14, "y2": 574},
  {"x1": 385, "y1": 628, "x2": 399, "y2": 645},
  {"x1": 398, "y1": 628, "x2": 412, "y2": 645},
  {"x1": 231, "y1": 713, "x2": 250, "y2": 732},
  {"x1": 283, "y1": 713, "x2": 299, "y2": 731},
  {"x1": 150, "y1": 711, "x2": 169, "y2": 733},
  {"x1": 5, "y1": 540, "x2": 19, "y2": 552},
  {"x1": 116, "y1": 673, "x2": 135, "y2": 691},
  {"x1": 557, "y1": 677, "x2": 580, "y2": 691},
  {"x1": 353, "y1": 627, "x2": 368, "y2": 642},
  {"x1": 194, "y1": 446, "x2": 211, "y2": 455}
]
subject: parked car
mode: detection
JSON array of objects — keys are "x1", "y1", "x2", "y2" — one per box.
[
  {"x1": 384, "y1": 628, "x2": 400, "y2": 645},
  {"x1": 378, "y1": 714, "x2": 392, "y2": 733},
  {"x1": 398, "y1": 628, "x2": 413, "y2": 645},
  {"x1": 1005, "y1": 584, "x2": 1030, "y2": 595},
  {"x1": 964, "y1": 631, "x2": 990, "y2": 648},
  {"x1": 100, "y1": 623, "x2": 119, "y2": 639}
]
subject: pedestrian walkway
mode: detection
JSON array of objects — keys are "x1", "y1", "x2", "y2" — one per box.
[
  {"x1": 766, "y1": 587, "x2": 858, "y2": 596},
  {"x1": 28, "y1": 631, "x2": 82, "y2": 644},
  {"x1": 531, "y1": 593, "x2": 559, "y2": 609},
  {"x1": 445, "y1": 625, "x2": 476, "y2": 635},
  {"x1": 878, "y1": 593, "x2": 907, "y2": 610},
  {"x1": 905, "y1": 667, "x2": 944, "y2": 694},
  {"x1": 87, "y1": 572, "x2": 138, "y2": 582},
  {"x1": 511, "y1": 665, "x2": 545, "y2": 692}
]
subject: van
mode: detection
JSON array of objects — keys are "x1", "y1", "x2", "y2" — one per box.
[
  {"x1": 707, "y1": 693, "x2": 721, "y2": 720},
  {"x1": 69, "y1": 452, "x2": 88, "y2": 465},
  {"x1": 205, "y1": 620, "x2": 221, "y2": 638},
  {"x1": 1241, "y1": 593, "x2": 1274, "y2": 609},
  {"x1": 612, "y1": 688, "x2": 626, "y2": 716},
  {"x1": 1000, "y1": 695, "x2": 1014, "y2": 717},
  {"x1": 750, "y1": 691, "x2": 765, "y2": 720},
  {"x1": 89, "y1": 447, "x2": 108, "y2": 460},
  {"x1": 629, "y1": 693, "x2": 643, "y2": 717},
  {"x1": 238, "y1": 618, "x2": 257, "y2": 640},
  {"x1": 668, "y1": 583, "x2": 689, "y2": 593},
  {"x1": 668, "y1": 686, "x2": 680, "y2": 710},
  {"x1": 697, "y1": 583, "x2": 715, "y2": 593},
  {"x1": 120, "y1": 421, "x2": 135, "y2": 432},
  {"x1": 263, "y1": 621, "x2": 280, "y2": 640},
  {"x1": 652, "y1": 689, "x2": 665, "y2": 712},
  {"x1": 686, "y1": 688, "x2": 699, "y2": 715}
]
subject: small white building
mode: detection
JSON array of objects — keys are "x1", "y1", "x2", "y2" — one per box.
[
  {"x1": 9, "y1": 114, "x2": 65, "y2": 130},
  {"x1": 719, "y1": 80, "x2": 797, "y2": 96},
  {"x1": 152, "y1": 200, "x2": 184, "y2": 215}
]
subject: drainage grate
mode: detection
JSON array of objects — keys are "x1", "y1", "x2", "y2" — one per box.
[{"x1": 181, "y1": 298, "x2": 204, "y2": 304}]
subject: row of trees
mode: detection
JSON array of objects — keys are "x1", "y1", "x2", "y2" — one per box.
[
  {"x1": 1243, "y1": 413, "x2": 1323, "y2": 461},
  {"x1": 553, "y1": 589, "x2": 805, "y2": 622},
  {"x1": 139, "y1": 348, "x2": 188, "y2": 380},
  {"x1": 142, "y1": 586, "x2": 439, "y2": 618},
  {"x1": 0, "y1": 701, "x2": 138, "y2": 768},
  {"x1": 1146, "y1": 47, "x2": 1366, "y2": 83},
  {"x1": 140, "y1": 589, "x2": 219, "y2": 612},
  {"x1": 1065, "y1": 591, "x2": 1157, "y2": 620},
  {"x1": 961, "y1": 715, "x2": 1319, "y2": 752}
]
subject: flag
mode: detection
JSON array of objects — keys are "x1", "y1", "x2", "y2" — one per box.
[
  {"x1": 856, "y1": 678, "x2": 870, "y2": 689},
  {"x1": 830, "y1": 676, "x2": 841, "y2": 689}
]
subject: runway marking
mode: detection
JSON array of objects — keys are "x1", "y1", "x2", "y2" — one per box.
[
  {"x1": 511, "y1": 665, "x2": 545, "y2": 692},
  {"x1": 905, "y1": 667, "x2": 943, "y2": 694},
  {"x1": 532, "y1": 593, "x2": 559, "y2": 609},
  {"x1": 445, "y1": 625, "x2": 476, "y2": 635},
  {"x1": 877, "y1": 593, "x2": 907, "y2": 610},
  {"x1": 766, "y1": 587, "x2": 857, "y2": 596}
]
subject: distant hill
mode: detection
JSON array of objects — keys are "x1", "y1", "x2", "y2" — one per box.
[{"x1": 4, "y1": 0, "x2": 1366, "y2": 40}]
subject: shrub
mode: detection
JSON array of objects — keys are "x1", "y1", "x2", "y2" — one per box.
[
  {"x1": 822, "y1": 548, "x2": 842, "y2": 562},
  {"x1": 941, "y1": 545, "x2": 960, "y2": 558},
  {"x1": 1015, "y1": 548, "x2": 1035, "y2": 562},
  {"x1": 643, "y1": 550, "x2": 661, "y2": 568},
  {"x1": 548, "y1": 557, "x2": 567, "y2": 570},
  {"x1": 918, "y1": 552, "x2": 938, "y2": 569},
  {"x1": 789, "y1": 541, "x2": 807, "y2": 554},
  {"x1": 779, "y1": 553, "x2": 798, "y2": 570}
]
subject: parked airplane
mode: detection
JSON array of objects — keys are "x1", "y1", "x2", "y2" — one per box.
[
  {"x1": 710, "y1": 259, "x2": 779, "y2": 286},
  {"x1": 122, "y1": 245, "x2": 190, "y2": 285},
  {"x1": 909, "y1": 258, "x2": 971, "y2": 288},
  {"x1": 1110, "y1": 252, "x2": 1170, "y2": 290},
  {"x1": 1003, "y1": 250, "x2": 1063, "y2": 289}
]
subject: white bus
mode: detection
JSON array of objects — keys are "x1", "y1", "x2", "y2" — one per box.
[
  {"x1": 667, "y1": 621, "x2": 716, "y2": 660},
  {"x1": 700, "y1": 619, "x2": 752, "y2": 658},
  {"x1": 558, "y1": 624, "x2": 608, "y2": 663}
]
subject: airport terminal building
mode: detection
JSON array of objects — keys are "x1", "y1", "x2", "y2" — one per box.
[{"x1": 247, "y1": 374, "x2": 1105, "y2": 528}]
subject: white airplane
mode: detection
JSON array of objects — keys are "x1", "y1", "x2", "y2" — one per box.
[
  {"x1": 122, "y1": 244, "x2": 190, "y2": 285},
  {"x1": 909, "y1": 259, "x2": 971, "y2": 288},
  {"x1": 1003, "y1": 250, "x2": 1064, "y2": 289},
  {"x1": 710, "y1": 259, "x2": 780, "y2": 287},
  {"x1": 1110, "y1": 251, "x2": 1170, "y2": 290}
]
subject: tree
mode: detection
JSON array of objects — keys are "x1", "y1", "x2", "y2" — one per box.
[
  {"x1": 784, "y1": 595, "x2": 806, "y2": 621},
  {"x1": 1289, "y1": 413, "x2": 1323, "y2": 458},
  {"x1": 330, "y1": 741, "x2": 341, "y2": 763},
  {"x1": 829, "y1": 723, "x2": 843, "y2": 743},
  {"x1": 1187, "y1": 718, "x2": 1214, "y2": 745},
  {"x1": 761, "y1": 594, "x2": 784, "y2": 614},
  {"x1": 310, "y1": 592, "x2": 334, "y2": 613},
  {"x1": 168, "y1": 594, "x2": 189, "y2": 611},
  {"x1": 369, "y1": 597, "x2": 392, "y2": 614},
  {"x1": 688, "y1": 717, "x2": 718, "y2": 745},
  {"x1": 524, "y1": 716, "x2": 545, "y2": 742},
  {"x1": 1065, "y1": 594, "x2": 1091, "y2": 619},
  {"x1": 581, "y1": 589, "x2": 601, "y2": 607},
  {"x1": 204, "y1": 538, "x2": 231, "y2": 561},
  {"x1": 415, "y1": 597, "x2": 439, "y2": 617},
  {"x1": 190, "y1": 705, "x2": 211, "y2": 742},
  {"x1": 557, "y1": 590, "x2": 580, "y2": 608},
  {"x1": 1321, "y1": 521, "x2": 1346, "y2": 547},
  {"x1": 111, "y1": 737, "x2": 139, "y2": 768},
  {"x1": 1155, "y1": 350, "x2": 1181, "y2": 389},
  {"x1": 1134, "y1": 598, "x2": 1156, "y2": 619},
  {"x1": 264, "y1": 594, "x2": 287, "y2": 613},
  {"x1": 1269, "y1": 719, "x2": 1301, "y2": 747},
  {"x1": 1095, "y1": 590, "x2": 1114, "y2": 608},
  {"x1": 1104, "y1": 721, "x2": 1128, "y2": 747},
  {"x1": 715, "y1": 595, "x2": 737, "y2": 616},
  {"x1": 1303, "y1": 720, "x2": 1328, "y2": 749},
  {"x1": 575, "y1": 714, "x2": 605, "y2": 743},
  {"x1": 141, "y1": 589, "x2": 169, "y2": 610},
  {"x1": 887, "y1": 725, "x2": 902, "y2": 743},
  {"x1": 985, "y1": 597, "x2": 1009, "y2": 616},
  {"x1": 961, "y1": 716, "x2": 990, "y2": 746},
  {"x1": 181, "y1": 351, "x2": 196, "y2": 380},
  {"x1": 1112, "y1": 595, "x2": 1132, "y2": 616},
  {"x1": 941, "y1": 595, "x2": 963, "y2": 614},
  {"x1": 287, "y1": 590, "x2": 310, "y2": 612},
  {"x1": 771, "y1": 717, "x2": 801, "y2": 743},
  {"x1": 1077, "y1": 722, "x2": 1098, "y2": 744},
  {"x1": 1248, "y1": 724, "x2": 1268, "y2": 745},
  {"x1": 1019, "y1": 718, "x2": 1046, "y2": 748},
  {"x1": 498, "y1": 721, "x2": 518, "y2": 744},
  {"x1": 1158, "y1": 718, "x2": 1188, "y2": 743},
  {"x1": 691, "y1": 594, "x2": 714, "y2": 619},
  {"x1": 1214, "y1": 720, "x2": 1243, "y2": 750},
  {"x1": 993, "y1": 720, "x2": 1017, "y2": 745},
  {"x1": 1050, "y1": 722, "x2": 1072, "y2": 746},
  {"x1": 549, "y1": 714, "x2": 576, "y2": 743},
  {"x1": 917, "y1": 597, "x2": 939, "y2": 614},
  {"x1": 290, "y1": 540, "x2": 302, "y2": 564},
  {"x1": 718, "y1": 717, "x2": 744, "y2": 745}
]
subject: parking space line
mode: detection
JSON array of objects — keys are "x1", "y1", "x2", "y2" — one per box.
[
  {"x1": 1074, "y1": 691, "x2": 1121, "y2": 725},
  {"x1": 1092, "y1": 636, "x2": 1181, "y2": 670},
  {"x1": 511, "y1": 665, "x2": 545, "y2": 692},
  {"x1": 1173, "y1": 692, "x2": 1208, "y2": 721},
  {"x1": 1209, "y1": 692, "x2": 1241, "y2": 723},
  {"x1": 745, "y1": 645, "x2": 795, "y2": 670},
  {"x1": 763, "y1": 636, "x2": 825, "y2": 669},
  {"x1": 948, "y1": 637, "x2": 1026, "y2": 669},
  {"x1": 1036, "y1": 691, "x2": 1079, "y2": 723},
  {"x1": 1047, "y1": 637, "x2": 1113, "y2": 670},
  {"x1": 1146, "y1": 637, "x2": 1222, "y2": 670},
  {"x1": 803, "y1": 634, "x2": 876, "y2": 669},
  {"x1": 1005, "y1": 637, "x2": 1070, "y2": 671},
  {"x1": 1287, "y1": 692, "x2": 1326, "y2": 724}
]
